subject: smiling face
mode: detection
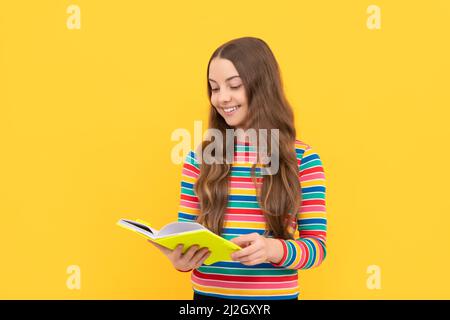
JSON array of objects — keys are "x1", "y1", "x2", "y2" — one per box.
[{"x1": 208, "y1": 58, "x2": 249, "y2": 130}]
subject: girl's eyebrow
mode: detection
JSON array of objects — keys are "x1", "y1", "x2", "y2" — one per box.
[{"x1": 208, "y1": 76, "x2": 240, "y2": 83}]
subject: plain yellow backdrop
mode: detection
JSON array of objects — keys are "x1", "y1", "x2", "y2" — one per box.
[{"x1": 1, "y1": 0, "x2": 449, "y2": 299}]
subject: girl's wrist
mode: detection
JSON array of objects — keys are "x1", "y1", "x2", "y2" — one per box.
[{"x1": 266, "y1": 238, "x2": 284, "y2": 264}]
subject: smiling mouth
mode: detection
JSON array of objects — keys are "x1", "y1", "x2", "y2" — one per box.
[{"x1": 222, "y1": 105, "x2": 241, "y2": 115}]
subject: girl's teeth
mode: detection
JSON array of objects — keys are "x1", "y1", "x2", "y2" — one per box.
[{"x1": 224, "y1": 105, "x2": 240, "y2": 113}]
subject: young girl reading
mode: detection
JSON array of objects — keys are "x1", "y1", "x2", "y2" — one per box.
[{"x1": 151, "y1": 37, "x2": 327, "y2": 300}]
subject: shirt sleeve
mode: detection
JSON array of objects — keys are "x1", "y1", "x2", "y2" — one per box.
[
  {"x1": 271, "y1": 145, "x2": 327, "y2": 269},
  {"x1": 177, "y1": 150, "x2": 202, "y2": 222}
]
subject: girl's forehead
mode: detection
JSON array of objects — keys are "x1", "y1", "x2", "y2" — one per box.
[{"x1": 209, "y1": 58, "x2": 239, "y2": 75}]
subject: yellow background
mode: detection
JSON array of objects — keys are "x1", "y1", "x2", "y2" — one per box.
[{"x1": 1, "y1": 0, "x2": 449, "y2": 299}]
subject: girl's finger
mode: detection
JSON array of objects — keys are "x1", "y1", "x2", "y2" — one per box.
[
  {"x1": 194, "y1": 251, "x2": 211, "y2": 269},
  {"x1": 238, "y1": 251, "x2": 264, "y2": 264},
  {"x1": 230, "y1": 233, "x2": 257, "y2": 247},
  {"x1": 241, "y1": 257, "x2": 265, "y2": 266},
  {"x1": 231, "y1": 244, "x2": 258, "y2": 261},
  {"x1": 182, "y1": 245, "x2": 199, "y2": 261},
  {"x1": 173, "y1": 244, "x2": 184, "y2": 257},
  {"x1": 192, "y1": 248, "x2": 209, "y2": 265}
]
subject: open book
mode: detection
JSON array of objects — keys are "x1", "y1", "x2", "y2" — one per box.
[{"x1": 117, "y1": 218, "x2": 241, "y2": 265}]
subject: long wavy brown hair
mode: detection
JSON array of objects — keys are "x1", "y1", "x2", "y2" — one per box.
[{"x1": 194, "y1": 37, "x2": 302, "y2": 240}]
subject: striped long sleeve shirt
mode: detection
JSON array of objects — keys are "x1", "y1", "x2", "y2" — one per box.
[{"x1": 177, "y1": 139, "x2": 327, "y2": 300}]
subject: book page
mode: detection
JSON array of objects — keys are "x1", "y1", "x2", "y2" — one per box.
[
  {"x1": 119, "y1": 219, "x2": 158, "y2": 238},
  {"x1": 157, "y1": 222, "x2": 206, "y2": 238}
]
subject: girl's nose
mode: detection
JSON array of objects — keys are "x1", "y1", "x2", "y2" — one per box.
[{"x1": 218, "y1": 90, "x2": 232, "y2": 104}]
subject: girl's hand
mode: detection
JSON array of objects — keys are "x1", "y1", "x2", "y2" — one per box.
[
  {"x1": 149, "y1": 241, "x2": 211, "y2": 272},
  {"x1": 230, "y1": 233, "x2": 283, "y2": 266}
]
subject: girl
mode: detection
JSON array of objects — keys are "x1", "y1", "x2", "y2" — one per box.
[{"x1": 151, "y1": 37, "x2": 327, "y2": 300}]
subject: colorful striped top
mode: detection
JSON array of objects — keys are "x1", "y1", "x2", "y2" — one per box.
[{"x1": 177, "y1": 138, "x2": 327, "y2": 300}]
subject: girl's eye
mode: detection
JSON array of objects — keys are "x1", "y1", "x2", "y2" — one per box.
[{"x1": 211, "y1": 85, "x2": 241, "y2": 92}]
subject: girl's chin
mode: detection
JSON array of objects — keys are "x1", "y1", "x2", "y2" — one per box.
[{"x1": 225, "y1": 120, "x2": 243, "y2": 128}]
